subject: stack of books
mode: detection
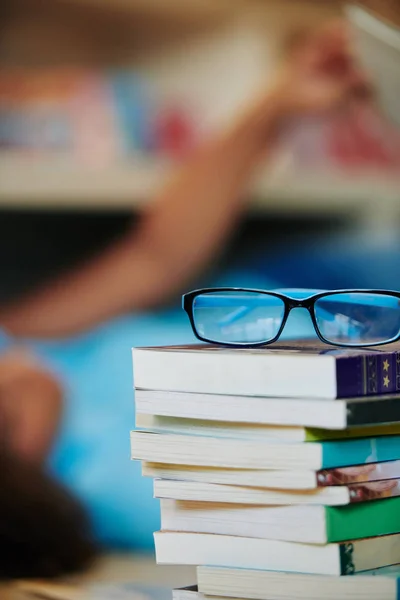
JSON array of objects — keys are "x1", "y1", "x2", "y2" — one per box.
[{"x1": 131, "y1": 341, "x2": 400, "y2": 600}]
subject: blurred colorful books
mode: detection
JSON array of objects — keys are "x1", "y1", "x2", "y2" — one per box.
[{"x1": 0, "y1": 68, "x2": 198, "y2": 165}]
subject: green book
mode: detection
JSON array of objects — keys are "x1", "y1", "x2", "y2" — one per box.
[
  {"x1": 306, "y1": 423, "x2": 400, "y2": 441},
  {"x1": 328, "y1": 496, "x2": 400, "y2": 542},
  {"x1": 160, "y1": 496, "x2": 400, "y2": 545}
]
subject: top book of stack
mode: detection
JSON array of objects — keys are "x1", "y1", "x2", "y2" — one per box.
[{"x1": 133, "y1": 341, "x2": 400, "y2": 400}]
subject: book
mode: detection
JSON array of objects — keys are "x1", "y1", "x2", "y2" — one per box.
[
  {"x1": 135, "y1": 390, "x2": 400, "y2": 429},
  {"x1": 173, "y1": 586, "x2": 201, "y2": 600},
  {"x1": 131, "y1": 431, "x2": 400, "y2": 470},
  {"x1": 143, "y1": 459, "x2": 400, "y2": 490},
  {"x1": 154, "y1": 476, "x2": 400, "y2": 506},
  {"x1": 159, "y1": 497, "x2": 400, "y2": 543},
  {"x1": 136, "y1": 413, "x2": 400, "y2": 442},
  {"x1": 196, "y1": 564, "x2": 400, "y2": 600},
  {"x1": 346, "y1": 4, "x2": 400, "y2": 128},
  {"x1": 154, "y1": 530, "x2": 400, "y2": 575},
  {"x1": 133, "y1": 341, "x2": 400, "y2": 399}
]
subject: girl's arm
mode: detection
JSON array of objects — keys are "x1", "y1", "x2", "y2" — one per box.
[{"x1": 0, "y1": 23, "x2": 368, "y2": 337}]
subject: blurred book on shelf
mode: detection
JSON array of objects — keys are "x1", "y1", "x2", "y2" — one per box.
[
  {"x1": 346, "y1": 3, "x2": 400, "y2": 128},
  {"x1": 272, "y1": 106, "x2": 400, "y2": 183},
  {"x1": 0, "y1": 68, "x2": 199, "y2": 166}
]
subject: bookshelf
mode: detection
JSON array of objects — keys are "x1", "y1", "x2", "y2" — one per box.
[{"x1": 2, "y1": 0, "x2": 398, "y2": 226}]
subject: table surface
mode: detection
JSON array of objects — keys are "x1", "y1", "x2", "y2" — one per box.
[{"x1": 5, "y1": 554, "x2": 196, "y2": 600}]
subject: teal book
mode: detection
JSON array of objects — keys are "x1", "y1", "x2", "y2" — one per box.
[
  {"x1": 321, "y1": 434, "x2": 400, "y2": 468},
  {"x1": 131, "y1": 430, "x2": 400, "y2": 470}
]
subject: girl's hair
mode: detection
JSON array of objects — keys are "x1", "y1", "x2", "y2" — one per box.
[{"x1": 0, "y1": 450, "x2": 98, "y2": 580}]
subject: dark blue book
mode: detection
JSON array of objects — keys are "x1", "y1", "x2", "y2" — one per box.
[{"x1": 133, "y1": 341, "x2": 400, "y2": 399}]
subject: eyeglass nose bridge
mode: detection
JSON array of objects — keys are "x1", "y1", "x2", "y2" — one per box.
[{"x1": 286, "y1": 298, "x2": 313, "y2": 311}]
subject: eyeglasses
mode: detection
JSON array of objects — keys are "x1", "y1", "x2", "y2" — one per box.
[{"x1": 182, "y1": 288, "x2": 400, "y2": 348}]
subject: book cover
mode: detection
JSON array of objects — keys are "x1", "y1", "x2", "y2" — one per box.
[
  {"x1": 306, "y1": 423, "x2": 400, "y2": 441},
  {"x1": 327, "y1": 496, "x2": 400, "y2": 542},
  {"x1": 346, "y1": 396, "x2": 400, "y2": 426},
  {"x1": 318, "y1": 460, "x2": 400, "y2": 486},
  {"x1": 322, "y1": 435, "x2": 400, "y2": 468},
  {"x1": 348, "y1": 477, "x2": 400, "y2": 503}
]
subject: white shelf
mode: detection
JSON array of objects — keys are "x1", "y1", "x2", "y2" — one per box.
[
  {"x1": 1, "y1": 155, "x2": 400, "y2": 223},
  {"x1": 253, "y1": 168, "x2": 400, "y2": 217},
  {"x1": 0, "y1": 155, "x2": 168, "y2": 209}
]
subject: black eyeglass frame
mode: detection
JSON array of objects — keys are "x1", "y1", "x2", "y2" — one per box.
[{"x1": 182, "y1": 288, "x2": 400, "y2": 348}]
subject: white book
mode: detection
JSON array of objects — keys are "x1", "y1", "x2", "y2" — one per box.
[
  {"x1": 144, "y1": 459, "x2": 400, "y2": 491},
  {"x1": 135, "y1": 389, "x2": 400, "y2": 430},
  {"x1": 143, "y1": 463, "x2": 318, "y2": 490},
  {"x1": 136, "y1": 414, "x2": 400, "y2": 444},
  {"x1": 135, "y1": 390, "x2": 348, "y2": 429},
  {"x1": 196, "y1": 565, "x2": 400, "y2": 600},
  {"x1": 131, "y1": 430, "x2": 322, "y2": 470},
  {"x1": 173, "y1": 586, "x2": 202, "y2": 600},
  {"x1": 136, "y1": 413, "x2": 316, "y2": 442},
  {"x1": 133, "y1": 344, "x2": 339, "y2": 399},
  {"x1": 154, "y1": 531, "x2": 399, "y2": 576},
  {"x1": 159, "y1": 498, "x2": 400, "y2": 544},
  {"x1": 154, "y1": 479, "x2": 353, "y2": 506}
]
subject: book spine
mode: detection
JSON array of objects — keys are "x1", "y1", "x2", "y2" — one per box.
[
  {"x1": 336, "y1": 351, "x2": 400, "y2": 397},
  {"x1": 339, "y1": 543, "x2": 355, "y2": 575},
  {"x1": 348, "y1": 479, "x2": 400, "y2": 503},
  {"x1": 326, "y1": 496, "x2": 400, "y2": 543},
  {"x1": 317, "y1": 460, "x2": 400, "y2": 486},
  {"x1": 346, "y1": 398, "x2": 400, "y2": 427},
  {"x1": 306, "y1": 423, "x2": 400, "y2": 442},
  {"x1": 321, "y1": 435, "x2": 400, "y2": 469}
]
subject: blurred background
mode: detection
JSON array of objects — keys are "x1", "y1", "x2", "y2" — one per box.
[
  {"x1": 1, "y1": 0, "x2": 399, "y2": 300},
  {"x1": 1, "y1": 1, "x2": 400, "y2": 594}
]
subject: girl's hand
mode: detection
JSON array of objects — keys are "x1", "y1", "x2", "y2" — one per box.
[{"x1": 271, "y1": 21, "x2": 372, "y2": 118}]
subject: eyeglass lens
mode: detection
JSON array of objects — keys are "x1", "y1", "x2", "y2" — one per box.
[
  {"x1": 192, "y1": 291, "x2": 285, "y2": 344},
  {"x1": 314, "y1": 292, "x2": 400, "y2": 345}
]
